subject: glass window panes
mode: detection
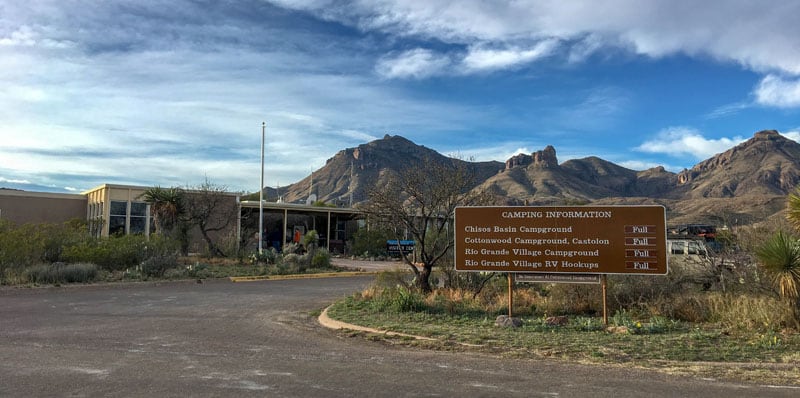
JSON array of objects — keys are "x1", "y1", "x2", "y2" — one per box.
[
  {"x1": 670, "y1": 241, "x2": 685, "y2": 254},
  {"x1": 110, "y1": 201, "x2": 127, "y2": 216},
  {"x1": 130, "y1": 217, "x2": 146, "y2": 234},
  {"x1": 109, "y1": 216, "x2": 126, "y2": 235},
  {"x1": 688, "y1": 241, "x2": 705, "y2": 255},
  {"x1": 130, "y1": 202, "x2": 147, "y2": 217}
]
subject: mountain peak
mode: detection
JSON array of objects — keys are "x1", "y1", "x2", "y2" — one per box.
[
  {"x1": 678, "y1": 130, "x2": 800, "y2": 197},
  {"x1": 753, "y1": 129, "x2": 781, "y2": 140},
  {"x1": 504, "y1": 145, "x2": 559, "y2": 170},
  {"x1": 533, "y1": 145, "x2": 558, "y2": 168}
]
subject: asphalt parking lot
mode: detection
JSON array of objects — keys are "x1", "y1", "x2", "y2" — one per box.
[{"x1": 2, "y1": 277, "x2": 798, "y2": 397}]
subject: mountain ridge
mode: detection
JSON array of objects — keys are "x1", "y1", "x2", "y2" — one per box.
[{"x1": 275, "y1": 130, "x2": 799, "y2": 226}]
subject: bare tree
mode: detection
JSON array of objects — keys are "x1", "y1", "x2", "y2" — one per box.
[
  {"x1": 363, "y1": 157, "x2": 491, "y2": 292},
  {"x1": 183, "y1": 178, "x2": 240, "y2": 257}
]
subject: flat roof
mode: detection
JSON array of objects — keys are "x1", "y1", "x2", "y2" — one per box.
[
  {"x1": 240, "y1": 200, "x2": 362, "y2": 215},
  {"x1": 0, "y1": 189, "x2": 86, "y2": 200},
  {"x1": 82, "y1": 183, "x2": 240, "y2": 197}
]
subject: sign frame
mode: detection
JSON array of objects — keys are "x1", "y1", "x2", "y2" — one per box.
[{"x1": 454, "y1": 205, "x2": 668, "y2": 275}]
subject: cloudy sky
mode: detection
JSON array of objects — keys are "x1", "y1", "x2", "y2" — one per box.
[{"x1": 2, "y1": 1, "x2": 800, "y2": 194}]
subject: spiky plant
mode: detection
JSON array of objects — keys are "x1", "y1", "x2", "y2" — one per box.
[
  {"x1": 787, "y1": 186, "x2": 800, "y2": 231},
  {"x1": 139, "y1": 186, "x2": 185, "y2": 236},
  {"x1": 755, "y1": 230, "x2": 800, "y2": 303}
]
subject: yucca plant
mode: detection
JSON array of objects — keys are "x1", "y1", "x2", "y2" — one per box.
[
  {"x1": 139, "y1": 186, "x2": 185, "y2": 237},
  {"x1": 755, "y1": 231, "x2": 800, "y2": 304},
  {"x1": 787, "y1": 187, "x2": 800, "y2": 231}
]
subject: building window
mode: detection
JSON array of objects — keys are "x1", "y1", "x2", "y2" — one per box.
[
  {"x1": 130, "y1": 202, "x2": 148, "y2": 234},
  {"x1": 670, "y1": 241, "x2": 685, "y2": 255},
  {"x1": 109, "y1": 201, "x2": 127, "y2": 236},
  {"x1": 89, "y1": 202, "x2": 103, "y2": 237}
]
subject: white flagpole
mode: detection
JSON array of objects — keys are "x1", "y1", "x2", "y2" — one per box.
[{"x1": 259, "y1": 122, "x2": 265, "y2": 254}]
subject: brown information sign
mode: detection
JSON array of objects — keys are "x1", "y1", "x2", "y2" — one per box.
[{"x1": 454, "y1": 206, "x2": 667, "y2": 275}]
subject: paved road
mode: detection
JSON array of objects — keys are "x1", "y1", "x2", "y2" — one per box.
[{"x1": 1, "y1": 277, "x2": 797, "y2": 397}]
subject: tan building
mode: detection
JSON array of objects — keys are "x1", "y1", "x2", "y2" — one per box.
[
  {"x1": 0, "y1": 189, "x2": 86, "y2": 225},
  {"x1": 2, "y1": 184, "x2": 363, "y2": 255},
  {"x1": 83, "y1": 184, "x2": 153, "y2": 237}
]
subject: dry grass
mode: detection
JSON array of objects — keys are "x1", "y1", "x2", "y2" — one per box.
[{"x1": 705, "y1": 293, "x2": 800, "y2": 331}]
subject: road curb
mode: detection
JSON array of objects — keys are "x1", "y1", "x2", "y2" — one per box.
[
  {"x1": 229, "y1": 271, "x2": 377, "y2": 282},
  {"x1": 318, "y1": 305, "x2": 435, "y2": 341}
]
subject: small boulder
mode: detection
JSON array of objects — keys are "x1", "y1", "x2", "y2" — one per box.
[
  {"x1": 545, "y1": 315, "x2": 569, "y2": 326},
  {"x1": 495, "y1": 315, "x2": 523, "y2": 328}
]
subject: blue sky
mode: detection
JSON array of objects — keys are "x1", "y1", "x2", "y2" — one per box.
[{"x1": 2, "y1": 1, "x2": 800, "y2": 194}]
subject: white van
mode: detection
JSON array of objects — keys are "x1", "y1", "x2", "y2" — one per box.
[{"x1": 667, "y1": 239, "x2": 709, "y2": 257}]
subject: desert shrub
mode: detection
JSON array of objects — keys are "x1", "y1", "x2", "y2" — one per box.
[
  {"x1": 372, "y1": 269, "x2": 414, "y2": 290},
  {"x1": 351, "y1": 228, "x2": 389, "y2": 257},
  {"x1": 310, "y1": 248, "x2": 331, "y2": 268},
  {"x1": 250, "y1": 248, "x2": 277, "y2": 265},
  {"x1": 215, "y1": 229, "x2": 243, "y2": 259},
  {"x1": 666, "y1": 295, "x2": 712, "y2": 322},
  {"x1": 282, "y1": 242, "x2": 303, "y2": 255},
  {"x1": 371, "y1": 286, "x2": 426, "y2": 312},
  {"x1": 63, "y1": 234, "x2": 179, "y2": 271},
  {"x1": 440, "y1": 268, "x2": 498, "y2": 293},
  {"x1": 0, "y1": 222, "x2": 42, "y2": 272},
  {"x1": 139, "y1": 252, "x2": 179, "y2": 277},
  {"x1": 705, "y1": 292, "x2": 799, "y2": 331},
  {"x1": 0, "y1": 219, "x2": 87, "y2": 270},
  {"x1": 26, "y1": 262, "x2": 98, "y2": 284},
  {"x1": 606, "y1": 261, "x2": 725, "y2": 315},
  {"x1": 537, "y1": 283, "x2": 602, "y2": 316},
  {"x1": 63, "y1": 235, "x2": 143, "y2": 270},
  {"x1": 280, "y1": 253, "x2": 302, "y2": 274}
]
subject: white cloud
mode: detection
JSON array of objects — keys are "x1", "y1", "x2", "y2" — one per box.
[
  {"x1": 754, "y1": 75, "x2": 800, "y2": 108},
  {"x1": 461, "y1": 40, "x2": 558, "y2": 72},
  {"x1": 0, "y1": 25, "x2": 37, "y2": 47},
  {"x1": 0, "y1": 177, "x2": 32, "y2": 185},
  {"x1": 705, "y1": 101, "x2": 751, "y2": 119},
  {"x1": 783, "y1": 130, "x2": 800, "y2": 142},
  {"x1": 448, "y1": 144, "x2": 533, "y2": 163},
  {"x1": 618, "y1": 160, "x2": 680, "y2": 172},
  {"x1": 636, "y1": 127, "x2": 746, "y2": 159},
  {"x1": 376, "y1": 48, "x2": 451, "y2": 79},
  {"x1": 272, "y1": 1, "x2": 800, "y2": 76}
]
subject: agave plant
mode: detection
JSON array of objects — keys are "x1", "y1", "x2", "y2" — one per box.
[
  {"x1": 755, "y1": 230, "x2": 800, "y2": 303},
  {"x1": 139, "y1": 186, "x2": 185, "y2": 237}
]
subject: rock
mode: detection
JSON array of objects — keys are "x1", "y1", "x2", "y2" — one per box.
[
  {"x1": 533, "y1": 145, "x2": 558, "y2": 168},
  {"x1": 505, "y1": 153, "x2": 532, "y2": 170},
  {"x1": 606, "y1": 326, "x2": 629, "y2": 334},
  {"x1": 495, "y1": 315, "x2": 523, "y2": 328},
  {"x1": 545, "y1": 315, "x2": 569, "y2": 326}
]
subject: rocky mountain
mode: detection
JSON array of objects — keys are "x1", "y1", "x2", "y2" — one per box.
[
  {"x1": 271, "y1": 130, "x2": 800, "y2": 226},
  {"x1": 676, "y1": 130, "x2": 800, "y2": 198},
  {"x1": 278, "y1": 135, "x2": 502, "y2": 205}
]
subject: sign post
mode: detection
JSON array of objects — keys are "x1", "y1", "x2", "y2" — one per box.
[
  {"x1": 601, "y1": 274, "x2": 608, "y2": 325},
  {"x1": 455, "y1": 206, "x2": 667, "y2": 323},
  {"x1": 507, "y1": 273, "x2": 514, "y2": 317}
]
